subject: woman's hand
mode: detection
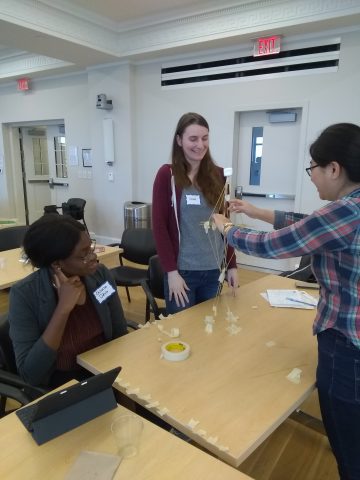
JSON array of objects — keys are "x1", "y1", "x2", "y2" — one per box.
[
  {"x1": 229, "y1": 199, "x2": 259, "y2": 218},
  {"x1": 53, "y1": 269, "x2": 85, "y2": 313},
  {"x1": 212, "y1": 213, "x2": 230, "y2": 233},
  {"x1": 226, "y1": 268, "x2": 239, "y2": 295},
  {"x1": 167, "y1": 270, "x2": 190, "y2": 308},
  {"x1": 229, "y1": 199, "x2": 275, "y2": 225},
  {"x1": 43, "y1": 269, "x2": 86, "y2": 351}
]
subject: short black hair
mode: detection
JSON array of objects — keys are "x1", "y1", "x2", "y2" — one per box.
[
  {"x1": 23, "y1": 214, "x2": 86, "y2": 268},
  {"x1": 310, "y1": 123, "x2": 360, "y2": 182}
]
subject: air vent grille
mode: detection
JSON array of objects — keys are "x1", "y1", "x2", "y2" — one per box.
[{"x1": 161, "y1": 41, "x2": 340, "y2": 87}]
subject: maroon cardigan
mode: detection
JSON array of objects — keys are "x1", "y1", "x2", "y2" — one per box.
[{"x1": 152, "y1": 164, "x2": 237, "y2": 273}]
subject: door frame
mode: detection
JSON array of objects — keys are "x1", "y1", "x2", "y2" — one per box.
[
  {"x1": 3, "y1": 119, "x2": 65, "y2": 224},
  {"x1": 231, "y1": 100, "x2": 309, "y2": 214},
  {"x1": 230, "y1": 100, "x2": 309, "y2": 272}
]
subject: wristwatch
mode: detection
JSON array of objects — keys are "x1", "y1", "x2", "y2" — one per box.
[{"x1": 222, "y1": 222, "x2": 234, "y2": 235}]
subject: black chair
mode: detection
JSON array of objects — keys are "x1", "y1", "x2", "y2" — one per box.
[
  {"x1": 43, "y1": 205, "x2": 60, "y2": 215},
  {"x1": 109, "y1": 228, "x2": 157, "y2": 303},
  {"x1": 0, "y1": 314, "x2": 45, "y2": 417},
  {"x1": 44, "y1": 198, "x2": 88, "y2": 232},
  {"x1": 141, "y1": 255, "x2": 167, "y2": 322},
  {"x1": 62, "y1": 198, "x2": 88, "y2": 232},
  {"x1": 0, "y1": 225, "x2": 29, "y2": 252},
  {"x1": 279, "y1": 255, "x2": 316, "y2": 282}
]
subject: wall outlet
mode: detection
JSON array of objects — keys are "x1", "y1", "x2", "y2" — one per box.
[{"x1": 108, "y1": 171, "x2": 114, "y2": 181}]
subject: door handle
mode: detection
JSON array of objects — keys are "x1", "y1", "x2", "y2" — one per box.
[
  {"x1": 238, "y1": 192, "x2": 295, "y2": 200},
  {"x1": 48, "y1": 178, "x2": 69, "y2": 189}
]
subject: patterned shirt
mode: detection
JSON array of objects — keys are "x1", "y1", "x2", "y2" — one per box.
[{"x1": 227, "y1": 187, "x2": 360, "y2": 348}]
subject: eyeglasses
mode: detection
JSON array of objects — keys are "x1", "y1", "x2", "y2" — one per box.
[
  {"x1": 305, "y1": 164, "x2": 319, "y2": 177},
  {"x1": 78, "y1": 239, "x2": 97, "y2": 264}
]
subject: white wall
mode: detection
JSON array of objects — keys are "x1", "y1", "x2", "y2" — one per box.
[
  {"x1": 1, "y1": 30, "x2": 360, "y2": 245},
  {"x1": 134, "y1": 30, "x2": 360, "y2": 215},
  {"x1": 0, "y1": 73, "x2": 91, "y2": 222},
  {"x1": 0, "y1": 65, "x2": 135, "y2": 241}
]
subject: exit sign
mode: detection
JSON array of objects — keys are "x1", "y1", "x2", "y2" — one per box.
[
  {"x1": 254, "y1": 36, "x2": 281, "y2": 57},
  {"x1": 17, "y1": 78, "x2": 30, "y2": 91}
]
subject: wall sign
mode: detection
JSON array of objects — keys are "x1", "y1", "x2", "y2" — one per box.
[
  {"x1": 17, "y1": 78, "x2": 30, "y2": 91},
  {"x1": 254, "y1": 36, "x2": 281, "y2": 57}
]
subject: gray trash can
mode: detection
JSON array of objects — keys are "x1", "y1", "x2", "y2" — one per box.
[{"x1": 124, "y1": 201, "x2": 151, "y2": 229}]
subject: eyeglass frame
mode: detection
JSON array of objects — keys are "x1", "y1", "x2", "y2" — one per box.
[
  {"x1": 72, "y1": 238, "x2": 97, "y2": 264},
  {"x1": 305, "y1": 164, "x2": 320, "y2": 177}
]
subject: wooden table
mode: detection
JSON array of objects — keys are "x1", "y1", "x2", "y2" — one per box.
[
  {"x1": 0, "y1": 245, "x2": 121, "y2": 290},
  {"x1": 0, "y1": 388, "x2": 251, "y2": 480},
  {"x1": 78, "y1": 275, "x2": 318, "y2": 468},
  {"x1": 0, "y1": 219, "x2": 18, "y2": 228}
]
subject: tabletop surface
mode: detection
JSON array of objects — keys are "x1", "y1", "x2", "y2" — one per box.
[
  {"x1": 78, "y1": 275, "x2": 318, "y2": 467},
  {"x1": 0, "y1": 388, "x2": 251, "y2": 480},
  {"x1": 0, "y1": 245, "x2": 121, "y2": 289}
]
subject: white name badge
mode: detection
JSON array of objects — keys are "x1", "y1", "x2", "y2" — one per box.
[
  {"x1": 186, "y1": 194, "x2": 201, "y2": 205},
  {"x1": 93, "y1": 281, "x2": 115, "y2": 304}
]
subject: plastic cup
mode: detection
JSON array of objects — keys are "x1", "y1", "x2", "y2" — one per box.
[{"x1": 111, "y1": 414, "x2": 143, "y2": 458}]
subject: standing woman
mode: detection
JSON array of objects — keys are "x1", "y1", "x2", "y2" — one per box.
[
  {"x1": 9, "y1": 214, "x2": 128, "y2": 388},
  {"x1": 152, "y1": 112, "x2": 238, "y2": 314},
  {"x1": 213, "y1": 123, "x2": 360, "y2": 479}
]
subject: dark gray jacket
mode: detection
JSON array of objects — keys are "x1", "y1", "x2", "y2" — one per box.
[{"x1": 9, "y1": 263, "x2": 127, "y2": 386}]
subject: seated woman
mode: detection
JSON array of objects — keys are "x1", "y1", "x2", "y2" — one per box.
[{"x1": 9, "y1": 214, "x2": 128, "y2": 387}]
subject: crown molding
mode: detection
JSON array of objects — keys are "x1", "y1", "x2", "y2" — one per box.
[
  {"x1": 0, "y1": 52, "x2": 72, "y2": 79},
  {"x1": 0, "y1": 0, "x2": 359, "y2": 70},
  {"x1": 116, "y1": 0, "x2": 360, "y2": 56},
  {"x1": 0, "y1": 0, "x2": 119, "y2": 55}
]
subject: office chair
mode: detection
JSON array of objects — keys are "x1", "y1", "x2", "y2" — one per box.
[
  {"x1": 0, "y1": 225, "x2": 29, "y2": 252},
  {"x1": 109, "y1": 228, "x2": 157, "y2": 303},
  {"x1": 61, "y1": 198, "x2": 88, "y2": 232},
  {"x1": 43, "y1": 198, "x2": 88, "y2": 232},
  {"x1": 279, "y1": 255, "x2": 316, "y2": 282},
  {"x1": 0, "y1": 314, "x2": 45, "y2": 417},
  {"x1": 43, "y1": 205, "x2": 60, "y2": 215},
  {"x1": 141, "y1": 255, "x2": 167, "y2": 322}
]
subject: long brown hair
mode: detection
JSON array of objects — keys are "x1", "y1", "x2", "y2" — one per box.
[{"x1": 171, "y1": 112, "x2": 224, "y2": 209}]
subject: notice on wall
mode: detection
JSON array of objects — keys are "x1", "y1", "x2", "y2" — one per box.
[{"x1": 68, "y1": 146, "x2": 79, "y2": 166}]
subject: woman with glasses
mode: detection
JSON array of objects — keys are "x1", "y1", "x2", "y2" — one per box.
[
  {"x1": 9, "y1": 214, "x2": 128, "y2": 388},
  {"x1": 212, "y1": 123, "x2": 360, "y2": 480}
]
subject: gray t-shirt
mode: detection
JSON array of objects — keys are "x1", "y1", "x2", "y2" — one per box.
[{"x1": 178, "y1": 186, "x2": 224, "y2": 270}]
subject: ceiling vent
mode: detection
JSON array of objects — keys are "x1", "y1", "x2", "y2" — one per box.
[{"x1": 161, "y1": 37, "x2": 340, "y2": 88}]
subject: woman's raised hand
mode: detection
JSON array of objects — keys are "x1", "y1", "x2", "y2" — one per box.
[
  {"x1": 229, "y1": 199, "x2": 258, "y2": 218},
  {"x1": 53, "y1": 269, "x2": 86, "y2": 312}
]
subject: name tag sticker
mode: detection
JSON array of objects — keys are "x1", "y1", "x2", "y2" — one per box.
[
  {"x1": 93, "y1": 281, "x2": 115, "y2": 304},
  {"x1": 186, "y1": 194, "x2": 201, "y2": 205}
]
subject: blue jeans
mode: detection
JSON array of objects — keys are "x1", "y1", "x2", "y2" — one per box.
[
  {"x1": 164, "y1": 269, "x2": 220, "y2": 315},
  {"x1": 316, "y1": 328, "x2": 360, "y2": 480}
]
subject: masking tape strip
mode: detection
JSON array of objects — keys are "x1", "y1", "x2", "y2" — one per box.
[{"x1": 286, "y1": 367, "x2": 302, "y2": 384}]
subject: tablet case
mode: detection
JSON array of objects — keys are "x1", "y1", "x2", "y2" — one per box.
[{"x1": 16, "y1": 366, "x2": 121, "y2": 445}]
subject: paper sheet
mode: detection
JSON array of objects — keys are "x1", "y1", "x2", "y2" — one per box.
[
  {"x1": 264, "y1": 289, "x2": 318, "y2": 309},
  {"x1": 65, "y1": 451, "x2": 121, "y2": 480}
]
